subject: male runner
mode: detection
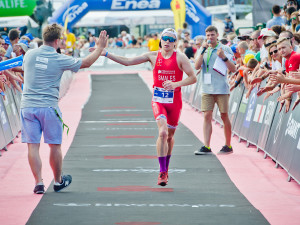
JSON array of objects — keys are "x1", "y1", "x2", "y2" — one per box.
[{"x1": 101, "y1": 28, "x2": 196, "y2": 186}]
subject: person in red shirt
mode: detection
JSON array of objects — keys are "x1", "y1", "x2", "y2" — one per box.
[
  {"x1": 100, "y1": 28, "x2": 196, "y2": 186},
  {"x1": 269, "y1": 37, "x2": 300, "y2": 111}
]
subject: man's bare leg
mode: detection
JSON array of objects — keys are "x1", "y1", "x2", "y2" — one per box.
[
  {"x1": 28, "y1": 143, "x2": 43, "y2": 185},
  {"x1": 221, "y1": 113, "x2": 232, "y2": 147},
  {"x1": 49, "y1": 144, "x2": 62, "y2": 183},
  {"x1": 203, "y1": 111, "x2": 213, "y2": 147}
]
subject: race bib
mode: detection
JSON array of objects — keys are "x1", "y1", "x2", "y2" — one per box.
[{"x1": 152, "y1": 87, "x2": 174, "y2": 103}]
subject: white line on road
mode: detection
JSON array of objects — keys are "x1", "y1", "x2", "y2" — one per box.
[
  {"x1": 82, "y1": 144, "x2": 193, "y2": 148},
  {"x1": 84, "y1": 128, "x2": 157, "y2": 131},
  {"x1": 53, "y1": 203, "x2": 236, "y2": 208},
  {"x1": 92, "y1": 168, "x2": 186, "y2": 173},
  {"x1": 81, "y1": 120, "x2": 156, "y2": 123},
  {"x1": 99, "y1": 109, "x2": 152, "y2": 112}
]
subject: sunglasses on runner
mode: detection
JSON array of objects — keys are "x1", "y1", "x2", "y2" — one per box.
[
  {"x1": 269, "y1": 49, "x2": 278, "y2": 56},
  {"x1": 264, "y1": 40, "x2": 277, "y2": 48},
  {"x1": 161, "y1": 36, "x2": 176, "y2": 42},
  {"x1": 292, "y1": 17, "x2": 297, "y2": 20}
]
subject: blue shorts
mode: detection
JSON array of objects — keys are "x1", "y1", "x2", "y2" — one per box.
[{"x1": 20, "y1": 107, "x2": 63, "y2": 144}]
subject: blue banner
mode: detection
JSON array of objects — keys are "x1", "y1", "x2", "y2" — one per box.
[{"x1": 49, "y1": 0, "x2": 212, "y2": 36}]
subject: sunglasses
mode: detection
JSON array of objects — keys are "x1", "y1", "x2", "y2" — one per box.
[
  {"x1": 292, "y1": 17, "x2": 297, "y2": 20},
  {"x1": 161, "y1": 36, "x2": 176, "y2": 42},
  {"x1": 269, "y1": 49, "x2": 278, "y2": 56},
  {"x1": 249, "y1": 38, "x2": 257, "y2": 41},
  {"x1": 265, "y1": 40, "x2": 277, "y2": 47},
  {"x1": 238, "y1": 36, "x2": 250, "y2": 40}
]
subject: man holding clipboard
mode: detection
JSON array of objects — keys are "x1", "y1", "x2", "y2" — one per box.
[{"x1": 194, "y1": 26, "x2": 236, "y2": 155}]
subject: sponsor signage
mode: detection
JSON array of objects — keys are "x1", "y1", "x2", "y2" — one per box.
[
  {"x1": 0, "y1": 0, "x2": 36, "y2": 16},
  {"x1": 49, "y1": 0, "x2": 212, "y2": 36}
]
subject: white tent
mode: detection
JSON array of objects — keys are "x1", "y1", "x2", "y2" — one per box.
[
  {"x1": 73, "y1": 10, "x2": 174, "y2": 27},
  {"x1": 0, "y1": 16, "x2": 39, "y2": 28}
]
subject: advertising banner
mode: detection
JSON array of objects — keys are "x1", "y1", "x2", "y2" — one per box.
[
  {"x1": 256, "y1": 92, "x2": 279, "y2": 151},
  {"x1": 275, "y1": 96, "x2": 300, "y2": 171},
  {"x1": 0, "y1": 96, "x2": 13, "y2": 144},
  {"x1": 2, "y1": 86, "x2": 19, "y2": 137},
  {"x1": 170, "y1": 0, "x2": 186, "y2": 31},
  {"x1": 0, "y1": 0, "x2": 36, "y2": 17},
  {"x1": 232, "y1": 92, "x2": 248, "y2": 137},
  {"x1": 49, "y1": 0, "x2": 211, "y2": 36},
  {"x1": 247, "y1": 81, "x2": 269, "y2": 145},
  {"x1": 228, "y1": 84, "x2": 245, "y2": 127}
]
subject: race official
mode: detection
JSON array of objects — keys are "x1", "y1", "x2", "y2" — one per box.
[{"x1": 194, "y1": 25, "x2": 236, "y2": 155}]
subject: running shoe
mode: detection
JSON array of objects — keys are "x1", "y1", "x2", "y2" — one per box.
[
  {"x1": 33, "y1": 184, "x2": 45, "y2": 194},
  {"x1": 217, "y1": 145, "x2": 233, "y2": 155},
  {"x1": 157, "y1": 172, "x2": 168, "y2": 186},
  {"x1": 53, "y1": 175, "x2": 72, "y2": 192},
  {"x1": 194, "y1": 146, "x2": 212, "y2": 155}
]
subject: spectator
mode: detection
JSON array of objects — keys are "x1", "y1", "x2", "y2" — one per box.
[
  {"x1": 271, "y1": 25, "x2": 286, "y2": 35},
  {"x1": 183, "y1": 40, "x2": 194, "y2": 60},
  {"x1": 266, "y1": 5, "x2": 285, "y2": 28},
  {"x1": 121, "y1": 30, "x2": 132, "y2": 47},
  {"x1": 285, "y1": 6, "x2": 297, "y2": 27},
  {"x1": 287, "y1": 0, "x2": 299, "y2": 10},
  {"x1": 147, "y1": 34, "x2": 160, "y2": 51},
  {"x1": 88, "y1": 32, "x2": 95, "y2": 47},
  {"x1": 194, "y1": 36, "x2": 205, "y2": 58},
  {"x1": 258, "y1": 28, "x2": 277, "y2": 62},
  {"x1": 249, "y1": 30, "x2": 261, "y2": 53},
  {"x1": 291, "y1": 11, "x2": 300, "y2": 32},
  {"x1": 223, "y1": 15, "x2": 235, "y2": 36},
  {"x1": 181, "y1": 22, "x2": 191, "y2": 38},
  {"x1": 4, "y1": 29, "x2": 20, "y2": 59},
  {"x1": 279, "y1": 30, "x2": 300, "y2": 52},
  {"x1": 237, "y1": 31, "x2": 251, "y2": 44},
  {"x1": 184, "y1": 31, "x2": 191, "y2": 41},
  {"x1": 0, "y1": 46, "x2": 6, "y2": 62},
  {"x1": 65, "y1": 29, "x2": 76, "y2": 53}
]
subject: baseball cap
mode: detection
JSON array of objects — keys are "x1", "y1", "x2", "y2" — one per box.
[
  {"x1": 243, "y1": 54, "x2": 255, "y2": 65},
  {"x1": 24, "y1": 33, "x2": 34, "y2": 40},
  {"x1": 16, "y1": 39, "x2": 29, "y2": 52},
  {"x1": 161, "y1": 28, "x2": 177, "y2": 39},
  {"x1": 237, "y1": 31, "x2": 252, "y2": 39},
  {"x1": 258, "y1": 28, "x2": 276, "y2": 40},
  {"x1": 231, "y1": 44, "x2": 238, "y2": 54},
  {"x1": 4, "y1": 37, "x2": 10, "y2": 45}
]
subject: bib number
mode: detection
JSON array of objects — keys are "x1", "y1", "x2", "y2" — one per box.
[{"x1": 153, "y1": 87, "x2": 174, "y2": 103}]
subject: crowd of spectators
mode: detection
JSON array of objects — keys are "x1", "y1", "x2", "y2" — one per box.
[
  {"x1": 1, "y1": 0, "x2": 299, "y2": 114},
  {"x1": 226, "y1": 0, "x2": 300, "y2": 113}
]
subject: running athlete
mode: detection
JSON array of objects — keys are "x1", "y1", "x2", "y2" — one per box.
[{"x1": 98, "y1": 28, "x2": 197, "y2": 186}]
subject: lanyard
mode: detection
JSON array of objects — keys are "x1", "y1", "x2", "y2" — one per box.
[
  {"x1": 206, "y1": 43, "x2": 219, "y2": 73},
  {"x1": 54, "y1": 108, "x2": 70, "y2": 135}
]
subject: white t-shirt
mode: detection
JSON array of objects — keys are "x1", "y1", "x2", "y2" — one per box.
[{"x1": 271, "y1": 60, "x2": 282, "y2": 71}]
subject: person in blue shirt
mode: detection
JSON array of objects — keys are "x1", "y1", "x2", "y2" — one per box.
[
  {"x1": 266, "y1": 5, "x2": 286, "y2": 28},
  {"x1": 223, "y1": 15, "x2": 235, "y2": 36}
]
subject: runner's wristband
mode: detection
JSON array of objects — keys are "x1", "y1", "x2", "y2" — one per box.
[{"x1": 105, "y1": 51, "x2": 108, "y2": 57}]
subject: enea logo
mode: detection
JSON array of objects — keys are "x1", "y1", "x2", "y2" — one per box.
[
  {"x1": 111, "y1": 0, "x2": 161, "y2": 10},
  {"x1": 185, "y1": 0, "x2": 200, "y2": 23},
  {"x1": 63, "y1": 2, "x2": 88, "y2": 23}
]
